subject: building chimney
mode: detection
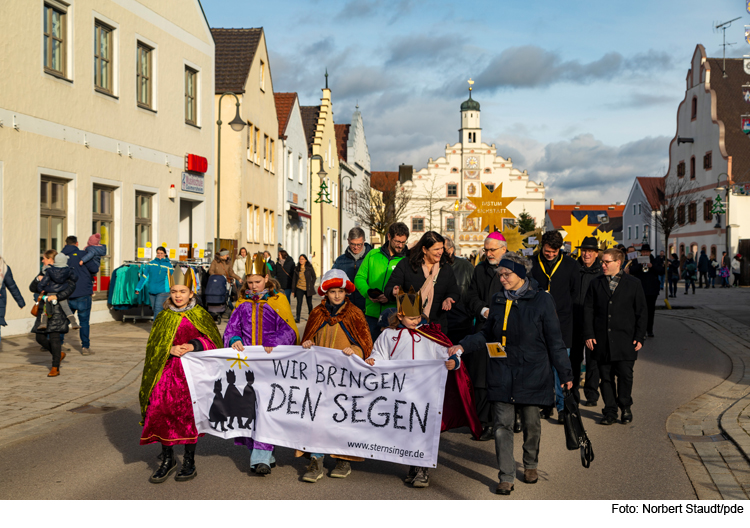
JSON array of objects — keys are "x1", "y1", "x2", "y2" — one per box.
[
  {"x1": 399, "y1": 164, "x2": 413, "y2": 184},
  {"x1": 550, "y1": 199, "x2": 555, "y2": 209}
]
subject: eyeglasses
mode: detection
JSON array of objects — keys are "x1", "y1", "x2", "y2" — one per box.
[
  {"x1": 601, "y1": 259, "x2": 616, "y2": 265},
  {"x1": 484, "y1": 247, "x2": 503, "y2": 253},
  {"x1": 348, "y1": 242, "x2": 364, "y2": 248},
  {"x1": 498, "y1": 271, "x2": 514, "y2": 279}
]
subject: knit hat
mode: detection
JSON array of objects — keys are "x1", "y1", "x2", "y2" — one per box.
[
  {"x1": 318, "y1": 269, "x2": 355, "y2": 296},
  {"x1": 53, "y1": 253, "x2": 69, "y2": 268},
  {"x1": 88, "y1": 233, "x2": 101, "y2": 247},
  {"x1": 486, "y1": 231, "x2": 506, "y2": 243}
]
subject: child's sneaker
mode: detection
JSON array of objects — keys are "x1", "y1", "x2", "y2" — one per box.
[
  {"x1": 302, "y1": 456, "x2": 324, "y2": 483},
  {"x1": 404, "y1": 466, "x2": 418, "y2": 484},
  {"x1": 412, "y1": 467, "x2": 429, "y2": 488},
  {"x1": 330, "y1": 459, "x2": 351, "y2": 478},
  {"x1": 68, "y1": 315, "x2": 81, "y2": 330}
]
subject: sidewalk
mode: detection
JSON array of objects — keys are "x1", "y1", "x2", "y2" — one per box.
[
  {"x1": 656, "y1": 284, "x2": 750, "y2": 499},
  {"x1": 0, "y1": 294, "x2": 321, "y2": 449}
]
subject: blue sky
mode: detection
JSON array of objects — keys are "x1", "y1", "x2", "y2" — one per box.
[{"x1": 202, "y1": 0, "x2": 750, "y2": 203}]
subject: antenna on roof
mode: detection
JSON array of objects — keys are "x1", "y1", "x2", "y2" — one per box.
[{"x1": 714, "y1": 17, "x2": 741, "y2": 77}]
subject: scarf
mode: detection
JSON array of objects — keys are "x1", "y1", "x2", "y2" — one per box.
[
  {"x1": 607, "y1": 271, "x2": 624, "y2": 293},
  {"x1": 349, "y1": 247, "x2": 367, "y2": 262},
  {"x1": 326, "y1": 299, "x2": 345, "y2": 317},
  {"x1": 503, "y1": 278, "x2": 530, "y2": 301},
  {"x1": 164, "y1": 297, "x2": 197, "y2": 313},
  {"x1": 419, "y1": 262, "x2": 440, "y2": 317}
]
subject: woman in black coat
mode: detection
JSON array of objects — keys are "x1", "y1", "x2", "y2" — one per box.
[
  {"x1": 30, "y1": 257, "x2": 76, "y2": 377},
  {"x1": 384, "y1": 231, "x2": 460, "y2": 333},
  {"x1": 450, "y1": 252, "x2": 572, "y2": 495},
  {"x1": 291, "y1": 254, "x2": 316, "y2": 322}
]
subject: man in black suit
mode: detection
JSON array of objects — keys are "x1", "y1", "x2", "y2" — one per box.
[
  {"x1": 584, "y1": 248, "x2": 647, "y2": 425},
  {"x1": 629, "y1": 243, "x2": 663, "y2": 337},
  {"x1": 530, "y1": 230, "x2": 581, "y2": 421}
]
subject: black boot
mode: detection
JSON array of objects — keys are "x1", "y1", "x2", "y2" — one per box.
[
  {"x1": 513, "y1": 407, "x2": 523, "y2": 433},
  {"x1": 149, "y1": 444, "x2": 177, "y2": 483},
  {"x1": 176, "y1": 443, "x2": 198, "y2": 481}
]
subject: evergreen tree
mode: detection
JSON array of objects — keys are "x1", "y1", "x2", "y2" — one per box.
[{"x1": 516, "y1": 211, "x2": 536, "y2": 234}]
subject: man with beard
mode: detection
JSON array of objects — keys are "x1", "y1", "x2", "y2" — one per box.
[
  {"x1": 572, "y1": 237, "x2": 603, "y2": 407},
  {"x1": 530, "y1": 230, "x2": 581, "y2": 422},
  {"x1": 354, "y1": 222, "x2": 409, "y2": 341},
  {"x1": 465, "y1": 231, "x2": 508, "y2": 440}
]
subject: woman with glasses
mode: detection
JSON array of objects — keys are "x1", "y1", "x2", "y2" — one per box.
[{"x1": 449, "y1": 252, "x2": 572, "y2": 495}]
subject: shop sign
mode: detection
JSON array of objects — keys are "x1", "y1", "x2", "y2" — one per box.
[{"x1": 181, "y1": 172, "x2": 204, "y2": 194}]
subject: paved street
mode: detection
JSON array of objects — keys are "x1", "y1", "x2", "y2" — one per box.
[{"x1": 0, "y1": 288, "x2": 749, "y2": 499}]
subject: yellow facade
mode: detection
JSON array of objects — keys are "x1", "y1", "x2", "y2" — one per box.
[
  {"x1": 214, "y1": 30, "x2": 279, "y2": 256},
  {"x1": 309, "y1": 88, "x2": 341, "y2": 276},
  {"x1": 0, "y1": 0, "x2": 215, "y2": 334}
]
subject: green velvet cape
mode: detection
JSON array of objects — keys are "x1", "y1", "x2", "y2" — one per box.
[{"x1": 138, "y1": 304, "x2": 223, "y2": 421}]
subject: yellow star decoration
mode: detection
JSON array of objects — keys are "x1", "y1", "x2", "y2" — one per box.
[
  {"x1": 466, "y1": 183, "x2": 517, "y2": 232},
  {"x1": 595, "y1": 230, "x2": 616, "y2": 249},
  {"x1": 226, "y1": 353, "x2": 250, "y2": 370},
  {"x1": 522, "y1": 228, "x2": 543, "y2": 243},
  {"x1": 561, "y1": 214, "x2": 597, "y2": 251},
  {"x1": 501, "y1": 226, "x2": 526, "y2": 253}
]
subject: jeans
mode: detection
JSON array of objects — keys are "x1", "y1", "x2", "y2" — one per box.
[
  {"x1": 553, "y1": 348, "x2": 571, "y2": 412},
  {"x1": 492, "y1": 402, "x2": 541, "y2": 483},
  {"x1": 684, "y1": 278, "x2": 696, "y2": 293},
  {"x1": 37, "y1": 332, "x2": 62, "y2": 368},
  {"x1": 658, "y1": 274, "x2": 664, "y2": 290},
  {"x1": 366, "y1": 315, "x2": 382, "y2": 343},
  {"x1": 67, "y1": 296, "x2": 92, "y2": 349},
  {"x1": 284, "y1": 288, "x2": 292, "y2": 301},
  {"x1": 150, "y1": 292, "x2": 171, "y2": 320},
  {"x1": 668, "y1": 277, "x2": 678, "y2": 296}
]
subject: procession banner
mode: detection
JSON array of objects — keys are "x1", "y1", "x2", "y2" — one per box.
[{"x1": 181, "y1": 346, "x2": 448, "y2": 466}]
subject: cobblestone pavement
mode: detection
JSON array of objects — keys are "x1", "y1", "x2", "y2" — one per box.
[{"x1": 656, "y1": 284, "x2": 750, "y2": 499}]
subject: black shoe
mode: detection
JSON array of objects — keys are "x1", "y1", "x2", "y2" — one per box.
[
  {"x1": 478, "y1": 425, "x2": 494, "y2": 441},
  {"x1": 149, "y1": 445, "x2": 177, "y2": 483},
  {"x1": 600, "y1": 415, "x2": 617, "y2": 426},
  {"x1": 175, "y1": 447, "x2": 197, "y2": 481},
  {"x1": 540, "y1": 406, "x2": 552, "y2": 419},
  {"x1": 580, "y1": 400, "x2": 597, "y2": 407},
  {"x1": 557, "y1": 412, "x2": 566, "y2": 425},
  {"x1": 253, "y1": 463, "x2": 272, "y2": 475},
  {"x1": 648, "y1": 333, "x2": 655, "y2": 337},
  {"x1": 621, "y1": 408, "x2": 633, "y2": 424},
  {"x1": 513, "y1": 411, "x2": 522, "y2": 433}
]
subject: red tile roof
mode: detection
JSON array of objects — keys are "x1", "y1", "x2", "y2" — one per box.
[
  {"x1": 211, "y1": 28, "x2": 263, "y2": 94},
  {"x1": 300, "y1": 106, "x2": 320, "y2": 156},
  {"x1": 636, "y1": 176, "x2": 665, "y2": 210},
  {"x1": 371, "y1": 171, "x2": 398, "y2": 192},
  {"x1": 274, "y1": 92, "x2": 297, "y2": 138},
  {"x1": 549, "y1": 203, "x2": 625, "y2": 214},
  {"x1": 705, "y1": 58, "x2": 750, "y2": 183},
  {"x1": 335, "y1": 124, "x2": 351, "y2": 163}
]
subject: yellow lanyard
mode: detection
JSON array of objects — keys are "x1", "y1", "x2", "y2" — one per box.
[
  {"x1": 538, "y1": 254, "x2": 562, "y2": 292},
  {"x1": 502, "y1": 299, "x2": 512, "y2": 347}
]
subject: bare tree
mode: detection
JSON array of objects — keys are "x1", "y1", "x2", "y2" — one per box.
[
  {"x1": 413, "y1": 174, "x2": 449, "y2": 232},
  {"x1": 642, "y1": 175, "x2": 695, "y2": 299},
  {"x1": 353, "y1": 177, "x2": 412, "y2": 244}
]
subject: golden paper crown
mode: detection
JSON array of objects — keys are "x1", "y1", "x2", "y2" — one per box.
[
  {"x1": 397, "y1": 287, "x2": 422, "y2": 317},
  {"x1": 169, "y1": 264, "x2": 194, "y2": 290},
  {"x1": 246, "y1": 252, "x2": 267, "y2": 277}
]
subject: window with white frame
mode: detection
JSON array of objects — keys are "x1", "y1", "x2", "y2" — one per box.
[
  {"x1": 94, "y1": 21, "x2": 115, "y2": 94},
  {"x1": 136, "y1": 42, "x2": 153, "y2": 109},
  {"x1": 298, "y1": 156, "x2": 303, "y2": 184},
  {"x1": 635, "y1": 225, "x2": 639, "y2": 240},
  {"x1": 628, "y1": 226, "x2": 632, "y2": 239},
  {"x1": 287, "y1": 150, "x2": 293, "y2": 180},
  {"x1": 259, "y1": 60, "x2": 265, "y2": 91}
]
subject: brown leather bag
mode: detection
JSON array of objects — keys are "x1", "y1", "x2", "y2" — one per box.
[{"x1": 31, "y1": 292, "x2": 44, "y2": 317}]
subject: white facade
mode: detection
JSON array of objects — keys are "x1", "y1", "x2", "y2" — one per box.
[
  {"x1": 0, "y1": 0, "x2": 215, "y2": 335},
  {"x1": 340, "y1": 108, "x2": 371, "y2": 245},
  {"x1": 404, "y1": 92, "x2": 545, "y2": 254},
  {"x1": 623, "y1": 179, "x2": 663, "y2": 253},
  {"x1": 279, "y1": 96, "x2": 310, "y2": 260},
  {"x1": 664, "y1": 45, "x2": 750, "y2": 259}
]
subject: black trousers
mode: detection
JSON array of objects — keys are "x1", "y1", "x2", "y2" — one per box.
[
  {"x1": 583, "y1": 347, "x2": 600, "y2": 402},
  {"x1": 645, "y1": 294, "x2": 657, "y2": 334},
  {"x1": 570, "y1": 337, "x2": 600, "y2": 403},
  {"x1": 462, "y1": 353, "x2": 492, "y2": 426},
  {"x1": 295, "y1": 289, "x2": 313, "y2": 319},
  {"x1": 37, "y1": 332, "x2": 62, "y2": 368},
  {"x1": 668, "y1": 277, "x2": 678, "y2": 296},
  {"x1": 698, "y1": 271, "x2": 708, "y2": 288},
  {"x1": 599, "y1": 360, "x2": 635, "y2": 419}
]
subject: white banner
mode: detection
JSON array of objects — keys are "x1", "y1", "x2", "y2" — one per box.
[{"x1": 181, "y1": 346, "x2": 448, "y2": 466}]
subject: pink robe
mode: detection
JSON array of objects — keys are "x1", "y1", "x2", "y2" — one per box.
[{"x1": 140, "y1": 317, "x2": 217, "y2": 445}]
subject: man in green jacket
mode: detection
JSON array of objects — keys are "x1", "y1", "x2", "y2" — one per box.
[{"x1": 354, "y1": 222, "x2": 409, "y2": 340}]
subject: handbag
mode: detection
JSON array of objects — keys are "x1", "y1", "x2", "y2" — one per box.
[
  {"x1": 31, "y1": 292, "x2": 44, "y2": 317},
  {"x1": 561, "y1": 388, "x2": 595, "y2": 468}
]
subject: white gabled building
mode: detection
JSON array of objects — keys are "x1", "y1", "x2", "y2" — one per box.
[
  {"x1": 402, "y1": 88, "x2": 546, "y2": 254},
  {"x1": 336, "y1": 107, "x2": 371, "y2": 246},
  {"x1": 622, "y1": 177, "x2": 664, "y2": 253}
]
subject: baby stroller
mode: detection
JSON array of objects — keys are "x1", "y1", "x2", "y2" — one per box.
[{"x1": 205, "y1": 275, "x2": 233, "y2": 324}]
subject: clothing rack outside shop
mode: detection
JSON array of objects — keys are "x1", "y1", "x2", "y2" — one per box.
[{"x1": 120, "y1": 259, "x2": 153, "y2": 323}]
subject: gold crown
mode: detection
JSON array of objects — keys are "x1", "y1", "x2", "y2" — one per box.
[
  {"x1": 246, "y1": 252, "x2": 267, "y2": 277},
  {"x1": 397, "y1": 287, "x2": 422, "y2": 318},
  {"x1": 169, "y1": 264, "x2": 194, "y2": 290}
]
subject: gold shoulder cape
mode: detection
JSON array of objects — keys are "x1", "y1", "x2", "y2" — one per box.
[
  {"x1": 138, "y1": 305, "x2": 222, "y2": 422},
  {"x1": 236, "y1": 292, "x2": 299, "y2": 344}
]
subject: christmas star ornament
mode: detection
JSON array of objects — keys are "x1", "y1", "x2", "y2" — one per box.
[
  {"x1": 561, "y1": 214, "x2": 597, "y2": 251},
  {"x1": 466, "y1": 183, "x2": 516, "y2": 232},
  {"x1": 500, "y1": 226, "x2": 526, "y2": 253},
  {"x1": 595, "y1": 230, "x2": 616, "y2": 249}
]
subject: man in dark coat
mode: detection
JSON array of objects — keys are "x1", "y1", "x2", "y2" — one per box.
[
  {"x1": 444, "y1": 236, "x2": 474, "y2": 348},
  {"x1": 275, "y1": 250, "x2": 295, "y2": 299},
  {"x1": 697, "y1": 248, "x2": 710, "y2": 288},
  {"x1": 61, "y1": 236, "x2": 98, "y2": 355},
  {"x1": 530, "y1": 230, "x2": 581, "y2": 420},
  {"x1": 572, "y1": 237, "x2": 603, "y2": 407},
  {"x1": 584, "y1": 248, "x2": 647, "y2": 425},
  {"x1": 629, "y1": 244, "x2": 663, "y2": 337},
  {"x1": 464, "y1": 231, "x2": 508, "y2": 439},
  {"x1": 332, "y1": 227, "x2": 372, "y2": 313}
]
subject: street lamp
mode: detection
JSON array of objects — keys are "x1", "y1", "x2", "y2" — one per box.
[
  {"x1": 339, "y1": 174, "x2": 355, "y2": 245},
  {"x1": 309, "y1": 154, "x2": 326, "y2": 272},
  {"x1": 215, "y1": 92, "x2": 245, "y2": 254}
]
